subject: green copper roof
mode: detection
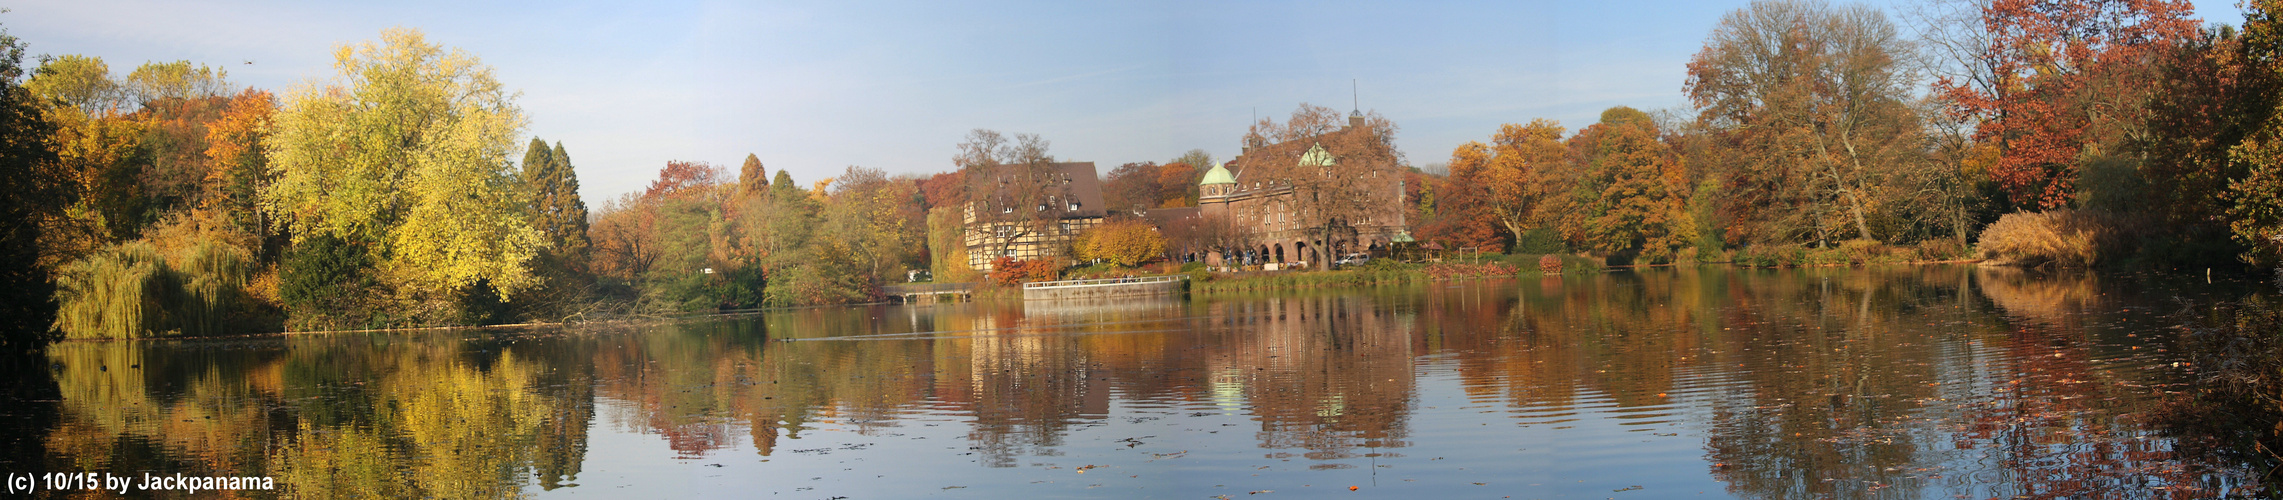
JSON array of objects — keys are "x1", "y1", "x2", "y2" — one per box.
[
  {"x1": 1199, "y1": 161, "x2": 1235, "y2": 185},
  {"x1": 1299, "y1": 143, "x2": 1335, "y2": 167}
]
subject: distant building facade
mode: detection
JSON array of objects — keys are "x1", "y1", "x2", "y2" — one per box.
[
  {"x1": 962, "y1": 162, "x2": 1107, "y2": 272},
  {"x1": 1197, "y1": 112, "x2": 1410, "y2": 267}
]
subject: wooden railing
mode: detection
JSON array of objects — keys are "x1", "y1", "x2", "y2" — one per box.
[
  {"x1": 1021, "y1": 275, "x2": 1185, "y2": 289},
  {"x1": 883, "y1": 282, "x2": 975, "y2": 294}
]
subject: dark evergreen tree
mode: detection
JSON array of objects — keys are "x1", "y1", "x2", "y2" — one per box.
[
  {"x1": 0, "y1": 23, "x2": 71, "y2": 351},
  {"x1": 519, "y1": 138, "x2": 590, "y2": 269}
]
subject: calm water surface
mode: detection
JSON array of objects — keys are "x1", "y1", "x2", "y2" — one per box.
[{"x1": 3, "y1": 265, "x2": 2267, "y2": 498}]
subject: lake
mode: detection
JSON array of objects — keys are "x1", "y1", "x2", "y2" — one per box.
[{"x1": 1, "y1": 264, "x2": 2269, "y2": 498}]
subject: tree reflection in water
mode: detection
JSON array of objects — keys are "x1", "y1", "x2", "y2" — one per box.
[{"x1": 13, "y1": 265, "x2": 2281, "y2": 497}]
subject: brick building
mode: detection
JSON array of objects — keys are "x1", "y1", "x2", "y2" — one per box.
[{"x1": 1197, "y1": 112, "x2": 1411, "y2": 267}]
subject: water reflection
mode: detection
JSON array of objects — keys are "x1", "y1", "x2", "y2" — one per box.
[{"x1": 9, "y1": 265, "x2": 2270, "y2": 498}]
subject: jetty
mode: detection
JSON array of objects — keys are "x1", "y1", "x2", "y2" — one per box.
[
  {"x1": 883, "y1": 282, "x2": 974, "y2": 303},
  {"x1": 1021, "y1": 275, "x2": 1186, "y2": 301}
]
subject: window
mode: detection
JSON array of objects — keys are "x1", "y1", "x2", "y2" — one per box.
[
  {"x1": 994, "y1": 225, "x2": 1011, "y2": 238},
  {"x1": 1003, "y1": 248, "x2": 1017, "y2": 258},
  {"x1": 1060, "y1": 222, "x2": 1071, "y2": 234},
  {"x1": 1069, "y1": 201, "x2": 1081, "y2": 211}
]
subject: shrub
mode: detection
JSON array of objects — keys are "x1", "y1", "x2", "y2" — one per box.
[
  {"x1": 1915, "y1": 239, "x2": 1966, "y2": 261},
  {"x1": 1840, "y1": 239, "x2": 1880, "y2": 264},
  {"x1": 1422, "y1": 261, "x2": 1517, "y2": 280},
  {"x1": 1538, "y1": 255, "x2": 1562, "y2": 274},
  {"x1": 1976, "y1": 209, "x2": 2147, "y2": 267},
  {"x1": 1513, "y1": 227, "x2": 1566, "y2": 254},
  {"x1": 281, "y1": 234, "x2": 377, "y2": 330},
  {"x1": 989, "y1": 257, "x2": 1060, "y2": 286},
  {"x1": 1737, "y1": 244, "x2": 1805, "y2": 268}
]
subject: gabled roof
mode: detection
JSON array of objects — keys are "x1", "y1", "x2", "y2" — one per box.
[
  {"x1": 973, "y1": 161, "x2": 1108, "y2": 219},
  {"x1": 1057, "y1": 162, "x2": 1106, "y2": 218}
]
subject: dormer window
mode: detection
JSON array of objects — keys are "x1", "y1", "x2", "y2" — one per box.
[{"x1": 1069, "y1": 201, "x2": 1081, "y2": 211}]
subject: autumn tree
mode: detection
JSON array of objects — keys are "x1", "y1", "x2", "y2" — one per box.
[
  {"x1": 24, "y1": 55, "x2": 123, "y2": 116},
  {"x1": 1570, "y1": 107, "x2": 1698, "y2": 262},
  {"x1": 1451, "y1": 119, "x2": 1570, "y2": 250},
  {"x1": 1242, "y1": 104, "x2": 1404, "y2": 261},
  {"x1": 640, "y1": 161, "x2": 736, "y2": 308},
  {"x1": 1423, "y1": 142, "x2": 1508, "y2": 251},
  {"x1": 1927, "y1": 0, "x2": 2198, "y2": 209},
  {"x1": 822, "y1": 166, "x2": 923, "y2": 282},
  {"x1": 1076, "y1": 218, "x2": 1166, "y2": 267},
  {"x1": 26, "y1": 55, "x2": 151, "y2": 250},
  {"x1": 2217, "y1": 0, "x2": 2283, "y2": 264},
  {"x1": 1155, "y1": 162, "x2": 1199, "y2": 206},
  {"x1": 264, "y1": 28, "x2": 545, "y2": 324},
  {"x1": 759, "y1": 166, "x2": 917, "y2": 304},
  {"x1": 1103, "y1": 161, "x2": 1161, "y2": 213},
  {"x1": 1160, "y1": 149, "x2": 1212, "y2": 206},
  {"x1": 926, "y1": 206, "x2": 977, "y2": 282},
  {"x1": 738, "y1": 153, "x2": 767, "y2": 198},
  {"x1": 201, "y1": 89, "x2": 278, "y2": 247},
  {"x1": 917, "y1": 170, "x2": 965, "y2": 211},
  {"x1": 587, "y1": 193, "x2": 657, "y2": 285},
  {"x1": 1688, "y1": 0, "x2": 1927, "y2": 245},
  {"x1": 121, "y1": 60, "x2": 230, "y2": 106}
]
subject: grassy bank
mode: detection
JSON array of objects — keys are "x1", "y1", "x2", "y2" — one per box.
[{"x1": 1189, "y1": 254, "x2": 1604, "y2": 293}]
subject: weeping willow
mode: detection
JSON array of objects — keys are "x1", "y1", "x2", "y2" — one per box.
[
  {"x1": 52, "y1": 240, "x2": 252, "y2": 339},
  {"x1": 173, "y1": 240, "x2": 251, "y2": 336}
]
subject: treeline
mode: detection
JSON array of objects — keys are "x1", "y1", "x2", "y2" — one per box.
[
  {"x1": 1406, "y1": 0, "x2": 2283, "y2": 270},
  {"x1": 0, "y1": 28, "x2": 617, "y2": 347}
]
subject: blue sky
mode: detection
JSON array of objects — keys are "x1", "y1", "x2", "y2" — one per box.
[{"x1": 6, "y1": 0, "x2": 2249, "y2": 204}]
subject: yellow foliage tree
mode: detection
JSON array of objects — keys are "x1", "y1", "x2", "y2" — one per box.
[
  {"x1": 264, "y1": 28, "x2": 545, "y2": 301},
  {"x1": 1078, "y1": 219, "x2": 1166, "y2": 268}
]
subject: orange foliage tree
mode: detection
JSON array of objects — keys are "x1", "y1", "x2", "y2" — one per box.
[
  {"x1": 988, "y1": 257, "x2": 1058, "y2": 285},
  {"x1": 1155, "y1": 162, "x2": 1198, "y2": 207}
]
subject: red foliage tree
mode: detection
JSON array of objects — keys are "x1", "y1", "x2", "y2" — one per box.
[
  {"x1": 644, "y1": 160, "x2": 726, "y2": 199},
  {"x1": 917, "y1": 170, "x2": 965, "y2": 211},
  {"x1": 1933, "y1": 0, "x2": 2198, "y2": 209}
]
